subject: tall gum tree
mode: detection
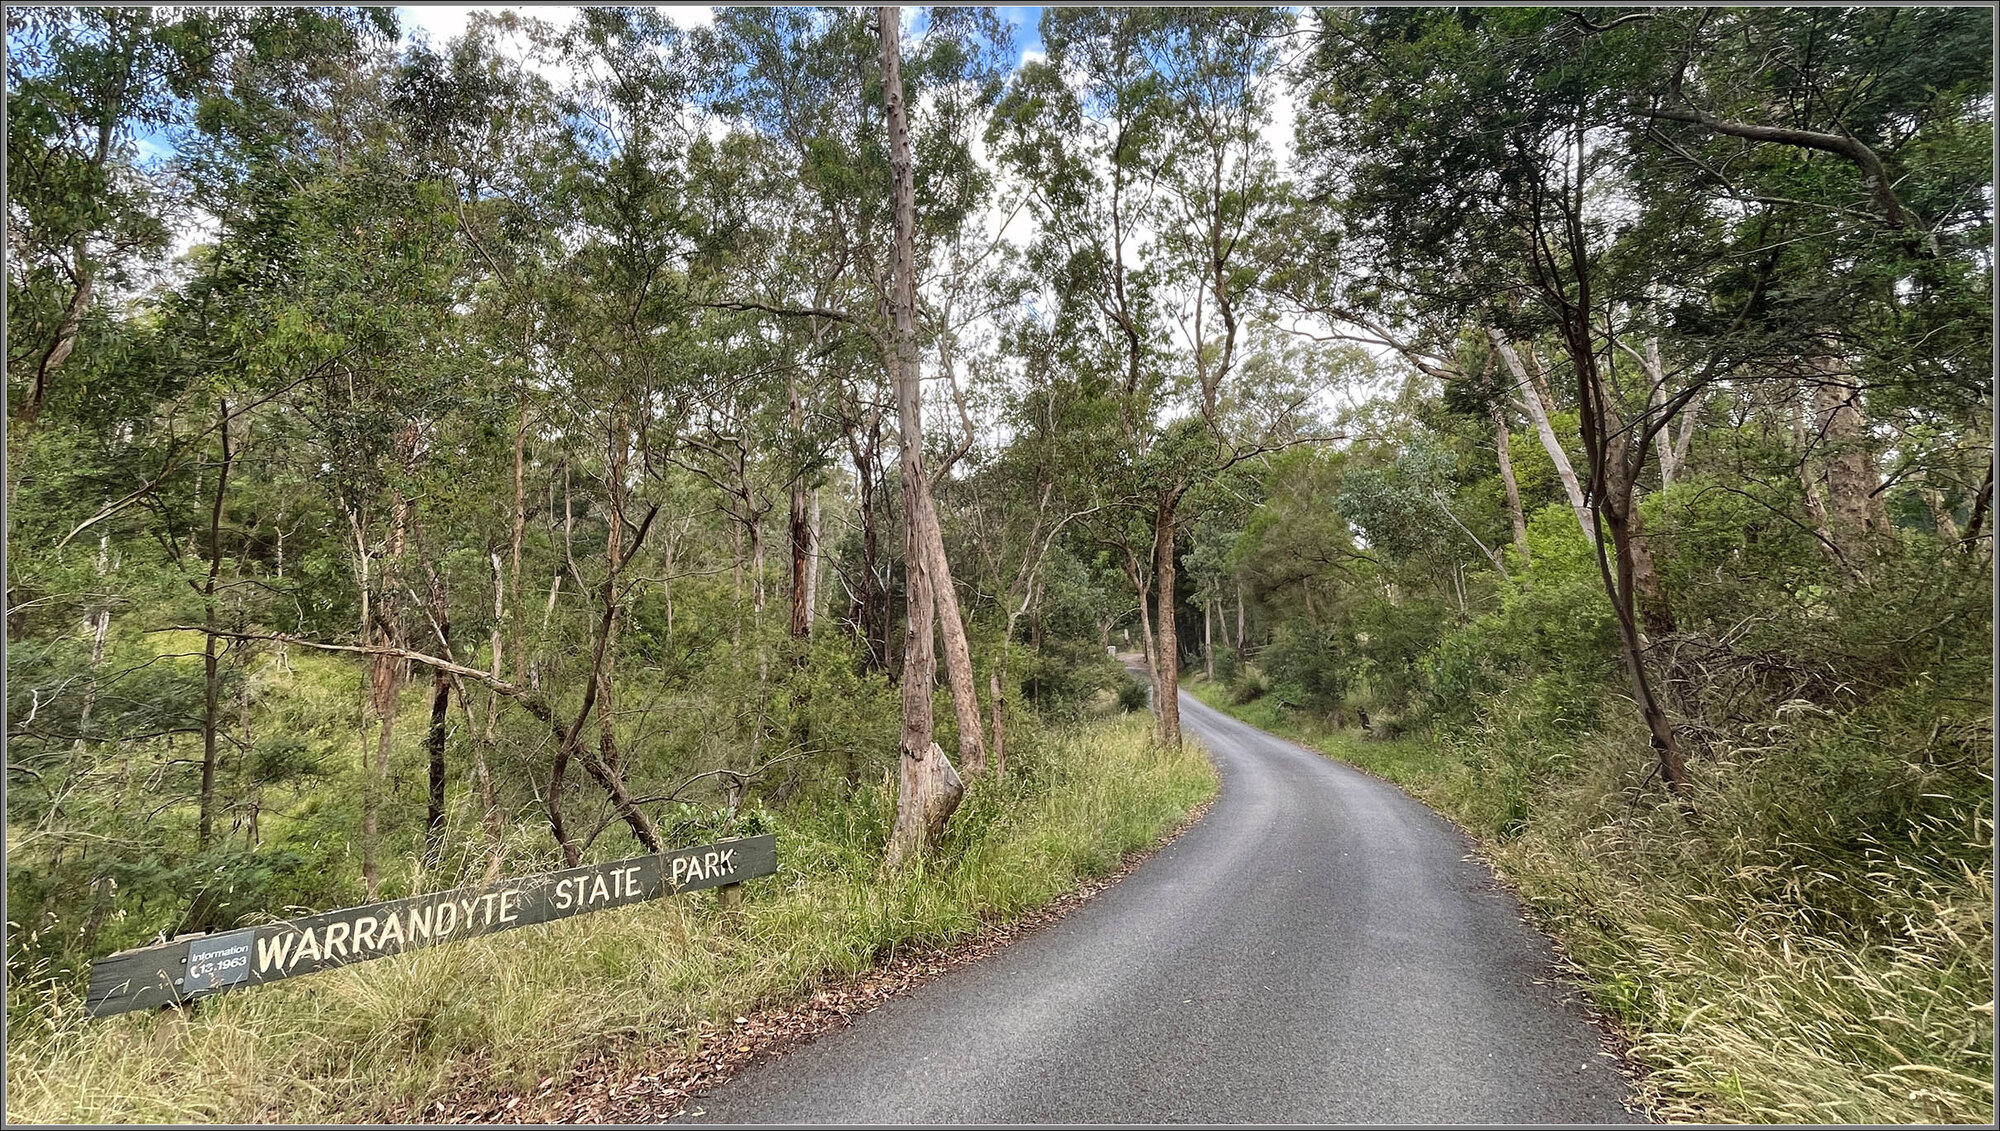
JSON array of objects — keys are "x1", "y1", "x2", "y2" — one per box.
[
  {"x1": 993, "y1": 7, "x2": 1305, "y2": 745},
  {"x1": 879, "y1": 5, "x2": 964, "y2": 867},
  {"x1": 1294, "y1": 5, "x2": 1993, "y2": 797}
]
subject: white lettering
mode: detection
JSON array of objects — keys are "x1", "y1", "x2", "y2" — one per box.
[
  {"x1": 292, "y1": 928, "x2": 322, "y2": 970},
  {"x1": 589, "y1": 874, "x2": 610, "y2": 904},
  {"x1": 256, "y1": 933, "x2": 296, "y2": 975},
  {"x1": 323, "y1": 921, "x2": 351, "y2": 958},
  {"x1": 378, "y1": 912, "x2": 405, "y2": 950},
  {"x1": 353, "y1": 916, "x2": 378, "y2": 952},
  {"x1": 410, "y1": 904, "x2": 434, "y2": 942},
  {"x1": 499, "y1": 890, "x2": 521, "y2": 923}
]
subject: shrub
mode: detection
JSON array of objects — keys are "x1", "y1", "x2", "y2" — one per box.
[
  {"x1": 1228, "y1": 669, "x2": 1266, "y2": 705},
  {"x1": 1114, "y1": 671, "x2": 1150, "y2": 713},
  {"x1": 1261, "y1": 618, "x2": 1350, "y2": 714}
]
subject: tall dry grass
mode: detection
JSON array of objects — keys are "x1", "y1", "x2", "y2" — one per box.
[
  {"x1": 4, "y1": 713, "x2": 1216, "y2": 1124},
  {"x1": 1191, "y1": 675, "x2": 1993, "y2": 1125}
]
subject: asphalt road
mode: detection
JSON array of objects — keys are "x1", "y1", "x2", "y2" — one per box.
[{"x1": 675, "y1": 687, "x2": 1639, "y2": 1125}]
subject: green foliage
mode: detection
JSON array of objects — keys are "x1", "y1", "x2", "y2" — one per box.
[
  {"x1": 1017, "y1": 642, "x2": 1130, "y2": 722},
  {"x1": 1421, "y1": 506, "x2": 1617, "y2": 728},
  {"x1": 5, "y1": 714, "x2": 1217, "y2": 1124},
  {"x1": 6, "y1": 7, "x2": 1991, "y2": 1126},
  {"x1": 1226, "y1": 667, "x2": 1266, "y2": 706},
  {"x1": 1260, "y1": 618, "x2": 1350, "y2": 717},
  {"x1": 1112, "y1": 671, "x2": 1150, "y2": 714},
  {"x1": 1335, "y1": 440, "x2": 1470, "y2": 570}
]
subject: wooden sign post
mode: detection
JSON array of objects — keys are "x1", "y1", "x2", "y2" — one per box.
[{"x1": 85, "y1": 834, "x2": 777, "y2": 1018}]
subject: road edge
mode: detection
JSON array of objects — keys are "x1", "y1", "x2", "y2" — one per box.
[
  {"x1": 1179, "y1": 686, "x2": 1660, "y2": 1124},
  {"x1": 411, "y1": 785, "x2": 1221, "y2": 1125}
]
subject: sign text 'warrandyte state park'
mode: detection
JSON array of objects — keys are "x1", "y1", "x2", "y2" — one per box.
[{"x1": 85, "y1": 834, "x2": 778, "y2": 1018}]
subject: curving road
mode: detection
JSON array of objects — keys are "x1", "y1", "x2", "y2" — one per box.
[{"x1": 674, "y1": 686, "x2": 1639, "y2": 1125}]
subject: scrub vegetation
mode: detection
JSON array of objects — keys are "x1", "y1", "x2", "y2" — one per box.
[
  {"x1": 7, "y1": 6, "x2": 1990, "y2": 1125},
  {"x1": 8, "y1": 712, "x2": 1213, "y2": 1123}
]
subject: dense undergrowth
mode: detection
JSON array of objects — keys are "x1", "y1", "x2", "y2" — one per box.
[
  {"x1": 5, "y1": 707, "x2": 1213, "y2": 1124},
  {"x1": 1191, "y1": 669, "x2": 1992, "y2": 1125},
  {"x1": 1211, "y1": 418, "x2": 1995, "y2": 1126}
]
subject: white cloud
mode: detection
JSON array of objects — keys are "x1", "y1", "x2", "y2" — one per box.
[
  {"x1": 398, "y1": 5, "x2": 480, "y2": 47},
  {"x1": 664, "y1": 6, "x2": 715, "y2": 30},
  {"x1": 1264, "y1": 74, "x2": 1297, "y2": 166},
  {"x1": 172, "y1": 207, "x2": 221, "y2": 259}
]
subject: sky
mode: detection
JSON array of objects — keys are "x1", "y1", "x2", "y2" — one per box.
[{"x1": 393, "y1": 5, "x2": 1047, "y2": 65}]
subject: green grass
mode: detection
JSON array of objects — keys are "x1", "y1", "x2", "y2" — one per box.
[
  {"x1": 1189, "y1": 676, "x2": 1993, "y2": 1126},
  {"x1": 4, "y1": 712, "x2": 1217, "y2": 1124}
]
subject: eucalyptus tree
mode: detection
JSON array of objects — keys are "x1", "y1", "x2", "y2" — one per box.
[
  {"x1": 704, "y1": 6, "x2": 897, "y2": 672},
  {"x1": 5, "y1": 8, "x2": 267, "y2": 429},
  {"x1": 1295, "y1": 5, "x2": 1991, "y2": 797},
  {"x1": 4, "y1": 6, "x2": 390, "y2": 639},
  {"x1": 705, "y1": 8, "x2": 1013, "y2": 830},
  {"x1": 483, "y1": 6, "x2": 744, "y2": 864},
  {"x1": 993, "y1": 5, "x2": 1312, "y2": 744},
  {"x1": 4, "y1": 7, "x2": 416, "y2": 944},
  {"x1": 387, "y1": 19, "x2": 575, "y2": 876},
  {"x1": 1614, "y1": 5, "x2": 1994, "y2": 562},
  {"x1": 207, "y1": 45, "x2": 478, "y2": 894},
  {"x1": 1299, "y1": 7, "x2": 1732, "y2": 792}
]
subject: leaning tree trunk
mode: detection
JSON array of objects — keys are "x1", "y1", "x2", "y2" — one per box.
[
  {"x1": 881, "y1": 5, "x2": 962, "y2": 868},
  {"x1": 1565, "y1": 328, "x2": 1690, "y2": 800},
  {"x1": 923, "y1": 526, "x2": 987, "y2": 776},
  {"x1": 564, "y1": 500, "x2": 664, "y2": 863},
  {"x1": 1597, "y1": 479, "x2": 1690, "y2": 796},
  {"x1": 1492, "y1": 329, "x2": 1596, "y2": 546},
  {"x1": 1596, "y1": 394, "x2": 1676, "y2": 642},
  {"x1": 1491, "y1": 401, "x2": 1532, "y2": 564}
]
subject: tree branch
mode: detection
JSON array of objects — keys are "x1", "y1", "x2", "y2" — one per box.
[{"x1": 1637, "y1": 103, "x2": 1910, "y2": 231}]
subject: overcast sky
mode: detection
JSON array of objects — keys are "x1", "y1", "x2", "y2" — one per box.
[{"x1": 393, "y1": 5, "x2": 1048, "y2": 65}]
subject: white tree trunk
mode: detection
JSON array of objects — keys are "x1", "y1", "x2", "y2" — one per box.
[
  {"x1": 1490, "y1": 328, "x2": 1595, "y2": 545},
  {"x1": 881, "y1": 6, "x2": 963, "y2": 866}
]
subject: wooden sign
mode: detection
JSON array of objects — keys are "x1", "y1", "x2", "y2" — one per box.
[{"x1": 85, "y1": 834, "x2": 777, "y2": 1018}]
